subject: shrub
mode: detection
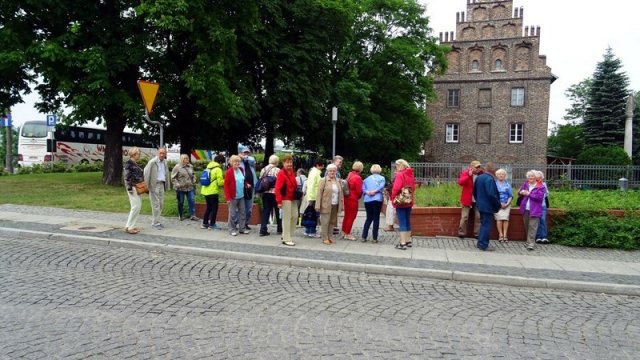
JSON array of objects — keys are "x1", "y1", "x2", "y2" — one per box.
[
  {"x1": 576, "y1": 145, "x2": 631, "y2": 165},
  {"x1": 551, "y1": 210, "x2": 640, "y2": 250}
]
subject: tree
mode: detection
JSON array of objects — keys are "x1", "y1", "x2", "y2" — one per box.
[
  {"x1": 0, "y1": 2, "x2": 35, "y2": 113},
  {"x1": 321, "y1": 0, "x2": 448, "y2": 164},
  {"x1": 547, "y1": 123, "x2": 584, "y2": 159},
  {"x1": 138, "y1": 0, "x2": 255, "y2": 154},
  {"x1": 563, "y1": 78, "x2": 592, "y2": 123},
  {"x1": 583, "y1": 47, "x2": 630, "y2": 147}
]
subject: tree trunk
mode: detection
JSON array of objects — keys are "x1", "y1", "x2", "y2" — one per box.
[
  {"x1": 102, "y1": 110, "x2": 126, "y2": 186},
  {"x1": 263, "y1": 110, "x2": 274, "y2": 167}
]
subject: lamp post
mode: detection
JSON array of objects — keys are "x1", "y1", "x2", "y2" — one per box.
[{"x1": 331, "y1": 107, "x2": 338, "y2": 159}]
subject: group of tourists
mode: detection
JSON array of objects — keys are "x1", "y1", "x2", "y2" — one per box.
[
  {"x1": 123, "y1": 147, "x2": 547, "y2": 251},
  {"x1": 457, "y1": 160, "x2": 549, "y2": 251},
  {"x1": 123, "y1": 146, "x2": 417, "y2": 250}
]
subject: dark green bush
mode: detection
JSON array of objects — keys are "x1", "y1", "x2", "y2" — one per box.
[
  {"x1": 576, "y1": 145, "x2": 631, "y2": 165},
  {"x1": 551, "y1": 210, "x2": 640, "y2": 250}
]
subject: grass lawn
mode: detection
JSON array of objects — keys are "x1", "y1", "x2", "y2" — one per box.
[{"x1": 0, "y1": 172, "x2": 180, "y2": 215}]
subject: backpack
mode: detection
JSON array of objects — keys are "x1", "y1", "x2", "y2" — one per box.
[{"x1": 200, "y1": 169, "x2": 211, "y2": 186}]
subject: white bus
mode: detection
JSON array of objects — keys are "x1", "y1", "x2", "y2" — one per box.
[{"x1": 18, "y1": 121, "x2": 157, "y2": 167}]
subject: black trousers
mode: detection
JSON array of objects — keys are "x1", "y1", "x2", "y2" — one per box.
[
  {"x1": 203, "y1": 194, "x2": 219, "y2": 226},
  {"x1": 260, "y1": 193, "x2": 282, "y2": 234}
]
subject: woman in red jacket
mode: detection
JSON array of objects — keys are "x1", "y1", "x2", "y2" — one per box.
[
  {"x1": 275, "y1": 154, "x2": 298, "y2": 246},
  {"x1": 341, "y1": 161, "x2": 363, "y2": 240},
  {"x1": 391, "y1": 159, "x2": 416, "y2": 250}
]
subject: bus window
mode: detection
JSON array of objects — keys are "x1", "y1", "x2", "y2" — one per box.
[
  {"x1": 87, "y1": 131, "x2": 94, "y2": 140},
  {"x1": 21, "y1": 122, "x2": 48, "y2": 138},
  {"x1": 79, "y1": 131, "x2": 85, "y2": 139}
]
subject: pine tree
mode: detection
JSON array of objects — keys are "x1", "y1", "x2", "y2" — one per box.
[{"x1": 583, "y1": 47, "x2": 630, "y2": 147}]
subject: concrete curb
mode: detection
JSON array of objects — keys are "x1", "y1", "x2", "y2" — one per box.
[{"x1": 2, "y1": 227, "x2": 639, "y2": 297}]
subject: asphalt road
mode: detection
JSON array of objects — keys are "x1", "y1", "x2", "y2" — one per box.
[{"x1": 1, "y1": 236, "x2": 639, "y2": 359}]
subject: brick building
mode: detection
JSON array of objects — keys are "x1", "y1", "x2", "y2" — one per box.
[{"x1": 424, "y1": 0, "x2": 556, "y2": 166}]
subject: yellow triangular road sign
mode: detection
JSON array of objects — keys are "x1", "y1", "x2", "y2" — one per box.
[{"x1": 137, "y1": 80, "x2": 160, "y2": 114}]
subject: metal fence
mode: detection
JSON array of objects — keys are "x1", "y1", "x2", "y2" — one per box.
[{"x1": 408, "y1": 162, "x2": 640, "y2": 189}]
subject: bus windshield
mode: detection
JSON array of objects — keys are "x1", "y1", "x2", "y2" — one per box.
[{"x1": 21, "y1": 122, "x2": 48, "y2": 138}]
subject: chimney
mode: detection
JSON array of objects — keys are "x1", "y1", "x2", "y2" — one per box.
[
  {"x1": 450, "y1": 31, "x2": 455, "y2": 41},
  {"x1": 461, "y1": 12, "x2": 465, "y2": 22},
  {"x1": 439, "y1": 32, "x2": 443, "y2": 42},
  {"x1": 520, "y1": 7, "x2": 524, "y2": 18},
  {"x1": 445, "y1": 32, "x2": 449, "y2": 42},
  {"x1": 456, "y1": 12, "x2": 460, "y2": 23},
  {"x1": 536, "y1": 26, "x2": 541, "y2": 36},
  {"x1": 525, "y1": 26, "x2": 529, "y2": 36},
  {"x1": 514, "y1": 7, "x2": 519, "y2": 18}
]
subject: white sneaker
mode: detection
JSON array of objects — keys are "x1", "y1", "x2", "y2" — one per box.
[
  {"x1": 231, "y1": 231, "x2": 238, "y2": 236},
  {"x1": 542, "y1": 238, "x2": 549, "y2": 244}
]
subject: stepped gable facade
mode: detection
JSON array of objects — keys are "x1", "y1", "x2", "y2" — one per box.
[{"x1": 424, "y1": 0, "x2": 556, "y2": 166}]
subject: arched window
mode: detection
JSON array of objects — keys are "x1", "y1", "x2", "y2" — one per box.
[
  {"x1": 471, "y1": 60, "x2": 480, "y2": 71},
  {"x1": 495, "y1": 59, "x2": 503, "y2": 70}
]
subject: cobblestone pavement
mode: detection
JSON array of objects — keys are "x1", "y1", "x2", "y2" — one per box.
[{"x1": 1, "y1": 236, "x2": 639, "y2": 359}]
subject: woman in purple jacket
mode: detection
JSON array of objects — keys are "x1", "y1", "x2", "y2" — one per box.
[{"x1": 518, "y1": 170, "x2": 547, "y2": 251}]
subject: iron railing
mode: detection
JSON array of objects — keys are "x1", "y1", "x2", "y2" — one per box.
[{"x1": 407, "y1": 163, "x2": 640, "y2": 189}]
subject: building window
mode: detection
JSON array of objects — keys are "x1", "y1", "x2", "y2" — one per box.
[
  {"x1": 447, "y1": 89, "x2": 460, "y2": 108},
  {"x1": 509, "y1": 123, "x2": 524, "y2": 143},
  {"x1": 511, "y1": 87, "x2": 525, "y2": 106},
  {"x1": 478, "y1": 88, "x2": 492, "y2": 108},
  {"x1": 477, "y1": 123, "x2": 491, "y2": 144},
  {"x1": 495, "y1": 59, "x2": 503, "y2": 70},
  {"x1": 446, "y1": 123, "x2": 459, "y2": 143},
  {"x1": 471, "y1": 60, "x2": 480, "y2": 71}
]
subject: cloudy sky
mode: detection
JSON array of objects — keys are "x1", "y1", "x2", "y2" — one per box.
[
  {"x1": 10, "y1": 0, "x2": 640, "y2": 130},
  {"x1": 421, "y1": 0, "x2": 640, "y2": 128}
]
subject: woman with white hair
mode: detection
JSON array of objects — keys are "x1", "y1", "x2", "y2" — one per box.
[
  {"x1": 315, "y1": 163, "x2": 344, "y2": 245},
  {"x1": 494, "y1": 168, "x2": 513, "y2": 243},
  {"x1": 535, "y1": 170, "x2": 550, "y2": 244},
  {"x1": 361, "y1": 164, "x2": 386, "y2": 243},
  {"x1": 517, "y1": 170, "x2": 546, "y2": 250},
  {"x1": 259, "y1": 154, "x2": 281, "y2": 236},
  {"x1": 171, "y1": 154, "x2": 198, "y2": 221}
]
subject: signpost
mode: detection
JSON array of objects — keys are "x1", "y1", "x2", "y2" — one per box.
[
  {"x1": 137, "y1": 80, "x2": 163, "y2": 147},
  {"x1": 2, "y1": 113, "x2": 13, "y2": 173}
]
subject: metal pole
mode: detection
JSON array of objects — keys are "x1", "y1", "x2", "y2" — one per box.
[
  {"x1": 143, "y1": 111, "x2": 163, "y2": 148},
  {"x1": 5, "y1": 124, "x2": 12, "y2": 173},
  {"x1": 331, "y1": 107, "x2": 338, "y2": 159}
]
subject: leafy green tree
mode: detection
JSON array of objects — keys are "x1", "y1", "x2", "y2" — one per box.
[
  {"x1": 583, "y1": 48, "x2": 630, "y2": 147},
  {"x1": 0, "y1": 3, "x2": 35, "y2": 112},
  {"x1": 323, "y1": 0, "x2": 448, "y2": 164},
  {"x1": 14, "y1": 0, "x2": 150, "y2": 185},
  {"x1": 563, "y1": 78, "x2": 592, "y2": 122},
  {"x1": 138, "y1": 0, "x2": 255, "y2": 154},
  {"x1": 547, "y1": 123, "x2": 584, "y2": 159}
]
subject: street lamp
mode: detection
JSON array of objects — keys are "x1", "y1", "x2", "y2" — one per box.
[{"x1": 331, "y1": 107, "x2": 338, "y2": 159}]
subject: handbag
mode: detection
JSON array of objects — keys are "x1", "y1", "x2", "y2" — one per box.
[
  {"x1": 341, "y1": 178, "x2": 350, "y2": 197},
  {"x1": 294, "y1": 189, "x2": 304, "y2": 200},
  {"x1": 393, "y1": 186, "x2": 412, "y2": 205},
  {"x1": 135, "y1": 182, "x2": 148, "y2": 195}
]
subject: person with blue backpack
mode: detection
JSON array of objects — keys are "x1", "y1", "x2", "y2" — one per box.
[{"x1": 200, "y1": 154, "x2": 225, "y2": 230}]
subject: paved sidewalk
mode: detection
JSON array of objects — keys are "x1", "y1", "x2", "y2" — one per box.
[{"x1": 1, "y1": 204, "x2": 639, "y2": 296}]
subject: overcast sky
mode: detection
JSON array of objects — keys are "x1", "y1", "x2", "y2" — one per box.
[
  {"x1": 421, "y1": 0, "x2": 640, "y2": 128},
  {"x1": 10, "y1": 0, "x2": 640, "y2": 130}
]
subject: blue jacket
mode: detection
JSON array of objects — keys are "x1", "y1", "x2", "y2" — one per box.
[{"x1": 473, "y1": 173, "x2": 501, "y2": 214}]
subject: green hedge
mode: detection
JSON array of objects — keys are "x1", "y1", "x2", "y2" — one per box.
[{"x1": 551, "y1": 210, "x2": 640, "y2": 250}]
